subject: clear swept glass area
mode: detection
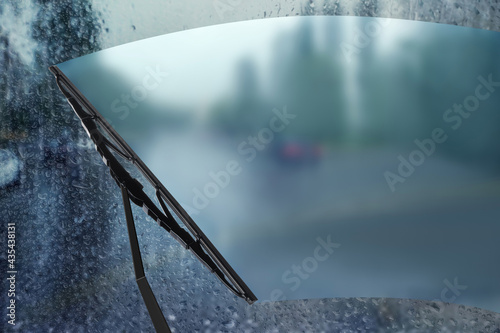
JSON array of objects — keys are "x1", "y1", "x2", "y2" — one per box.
[{"x1": 56, "y1": 16, "x2": 500, "y2": 313}]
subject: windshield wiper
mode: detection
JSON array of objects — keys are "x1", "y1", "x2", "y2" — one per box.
[{"x1": 50, "y1": 66, "x2": 257, "y2": 332}]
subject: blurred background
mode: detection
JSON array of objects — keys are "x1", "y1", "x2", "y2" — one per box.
[{"x1": 1, "y1": 0, "x2": 500, "y2": 332}]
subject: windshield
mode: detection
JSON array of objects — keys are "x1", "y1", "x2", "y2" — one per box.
[{"x1": 3, "y1": 1, "x2": 500, "y2": 332}]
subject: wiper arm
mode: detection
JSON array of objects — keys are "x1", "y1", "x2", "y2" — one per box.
[{"x1": 121, "y1": 185, "x2": 171, "y2": 333}]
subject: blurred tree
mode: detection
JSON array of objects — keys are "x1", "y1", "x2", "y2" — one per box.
[
  {"x1": 273, "y1": 20, "x2": 347, "y2": 143},
  {"x1": 210, "y1": 57, "x2": 271, "y2": 138},
  {"x1": 31, "y1": 0, "x2": 101, "y2": 141},
  {"x1": 0, "y1": 2, "x2": 33, "y2": 145}
]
